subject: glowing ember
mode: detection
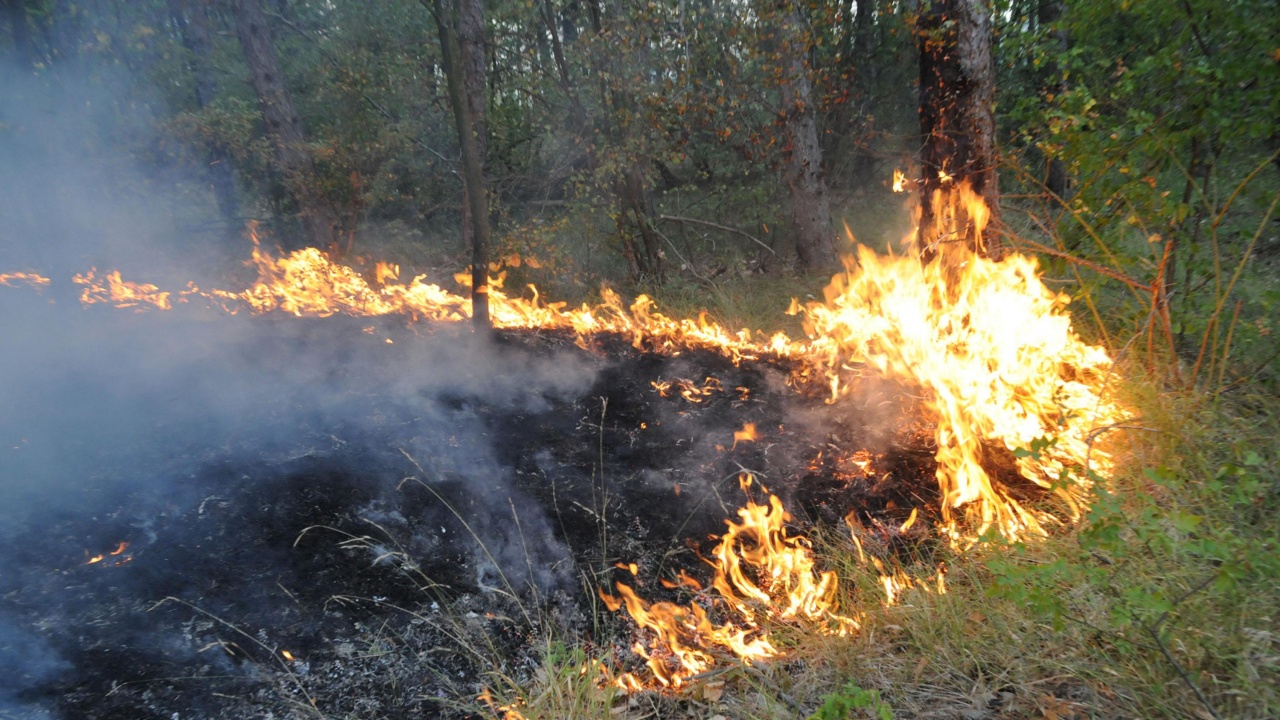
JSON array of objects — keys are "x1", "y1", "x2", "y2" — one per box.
[{"x1": 84, "y1": 541, "x2": 132, "y2": 567}]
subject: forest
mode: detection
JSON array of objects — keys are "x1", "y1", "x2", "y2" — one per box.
[{"x1": 0, "y1": 0, "x2": 1278, "y2": 718}]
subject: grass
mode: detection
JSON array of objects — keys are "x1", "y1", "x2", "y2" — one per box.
[
  {"x1": 345, "y1": 181, "x2": 1279, "y2": 719},
  {"x1": 479, "y1": 367, "x2": 1278, "y2": 719}
]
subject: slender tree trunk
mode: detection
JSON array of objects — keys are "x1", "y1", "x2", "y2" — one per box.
[
  {"x1": 3, "y1": 0, "x2": 34, "y2": 69},
  {"x1": 229, "y1": 0, "x2": 337, "y2": 250},
  {"x1": 583, "y1": 0, "x2": 663, "y2": 282},
  {"x1": 777, "y1": 3, "x2": 838, "y2": 273},
  {"x1": 169, "y1": 0, "x2": 241, "y2": 232},
  {"x1": 916, "y1": 0, "x2": 1000, "y2": 256},
  {"x1": 427, "y1": 0, "x2": 491, "y2": 330},
  {"x1": 457, "y1": 0, "x2": 486, "y2": 266}
]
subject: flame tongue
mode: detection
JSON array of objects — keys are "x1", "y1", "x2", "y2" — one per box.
[
  {"x1": 802, "y1": 238, "x2": 1116, "y2": 540},
  {"x1": 602, "y1": 474, "x2": 856, "y2": 688}
]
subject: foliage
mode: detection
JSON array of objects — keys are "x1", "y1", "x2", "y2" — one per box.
[{"x1": 808, "y1": 680, "x2": 893, "y2": 720}]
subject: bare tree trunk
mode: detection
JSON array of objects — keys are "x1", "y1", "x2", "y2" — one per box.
[
  {"x1": 229, "y1": 0, "x2": 337, "y2": 250},
  {"x1": 916, "y1": 0, "x2": 1000, "y2": 256},
  {"x1": 457, "y1": 0, "x2": 486, "y2": 266},
  {"x1": 426, "y1": 0, "x2": 491, "y2": 330},
  {"x1": 2, "y1": 0, "x2": 34, "y2": 69},
  {"x1": 582, "y1": 0, "x2": 663, "y2": 282},
  {"x1": 777, "y1": 4, "x2": 838, "y2": 273},
  {"x1": 169, "y1": 0, "x2": 241, "y2": 232}
]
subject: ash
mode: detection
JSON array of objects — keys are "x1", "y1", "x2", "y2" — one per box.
[{"x1": 0, "y1": 304, "x2": 944, "y2": 719}]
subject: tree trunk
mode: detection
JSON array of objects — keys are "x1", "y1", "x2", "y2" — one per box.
[
  {"x1": 229, "y1": 0, "x2": 336, "y2": 250},
  {"x1": 3, "y1": 0, "x2": 34, "y2": 69},
  {"x1": 427, "y1": 0, "x2": 491, "y2": 330},
  {"x1": 916, "y1": 0, "x2": 1000, "y2": 256},
  {"x1": 777, "y1": 3, "x2": 838, "y2": 273},
  {"x1": 583, "y1": 0, "x2": 663, "y2": 282},
  {"x1": 457, "y1": 0, "x2": 486, "y2": 268},
  {"x1": 169, "y1": 0, "x2": 241, "y2": 232}
]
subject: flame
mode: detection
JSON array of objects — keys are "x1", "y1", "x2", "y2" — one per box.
[
  {"x1": 17, "y1": 182, "x2": 1114, "y2": 549},
  {"x1": 73, "y1": 269, "x2": 173, "y2": 310},
  {"x1": 801, "y1": 211, "x2": 1117, "y2": 540},
  {"x1": 0, "y1": 272, "x2": 51, "y2": 289},
  {"x1": 84, "y1": 541, "x2": 131, "y2": 567},
  {"x1": 281, "y1": 649, "x2": 295, "y2": 662},
  {"x1": 732, "y1": 422, "x2": 757, "y2": 448},
  {"x1": 601, "y1": 474, "x2": 856, "y2": 687},
  {"x1": 892, "y1": 168, "x2": 907, "y2": 193}
]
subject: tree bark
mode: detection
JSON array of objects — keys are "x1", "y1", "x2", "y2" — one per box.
[
  {"x1": 427, "y1": 0, "x2": 491, "y2": 330},
  {"x1": 457, "y1": 0, "x2": 487, "y2": 268},
  {"x1": 229, "y1": 0, "x2": 337, "y2": 250},
  {"x1": 777, "y1": 3, "x2": 838, "y2": 273},
  {"x1": 916, "y1": 0, "x2": 1000, "y2": 256},
  {"x1": 169, "y1": 0, "x2": 241, "y2": 232}
]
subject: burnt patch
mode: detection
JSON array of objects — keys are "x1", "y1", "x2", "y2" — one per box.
[{"x1": 0, "y1": 321, "x2": 977, "y2": 719}]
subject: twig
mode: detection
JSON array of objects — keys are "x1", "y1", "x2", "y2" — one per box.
[
  {"x1": 657, "y1": 214, "x2": 776, "y2": 256},
  {"x1": 1144, "y1": 574, "x2": 1222, "y2": 720}
]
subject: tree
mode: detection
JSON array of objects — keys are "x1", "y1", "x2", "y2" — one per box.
[
  {"x1": 425, "y1": 0, "x2": 492, "y2": 330},
  {"x1": 773, "y1": 0, "x2": 839, "y2": 273},
  {"x1": 168, "y1": 0, "x2": 241, "y2": 233},
  {"x1": 229, "y1": 0, "x2": 338, "y2": 250},
  {"x1": 915, "y1": 0, "x2": 999, "y2": 256},
  {"x1": 2, "y1": 0, "x2": 33, "y2": 69}
]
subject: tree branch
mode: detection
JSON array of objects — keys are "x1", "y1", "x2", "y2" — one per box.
[{"x1": 657, "y1": 214, "x2": 776, "y2": 256}]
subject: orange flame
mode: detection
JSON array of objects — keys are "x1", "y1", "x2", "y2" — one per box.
[
  {"x1": 22, "y1": 181, "x2": 1114, "y2": 550},
  {"x1": 0, "y1": 272, "x2": 51, "y2": 289},
  {"x1": 601, "y1": 474, "x2": 856, "y2": 688},
  {"x1": 73, "y1": 269, "x2": 173, "y2": 310}
]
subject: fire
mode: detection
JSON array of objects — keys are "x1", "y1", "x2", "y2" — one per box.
[
  {"x1": 731, "y1": 422, "x2": 757, "y2": 448},
  {"x1": 892, "y1": 168, "x2": 907, "y2": 193},
  {"x1": 84, "y1": 541, "x2": 131, "y2": 567},
  {"x1": 801, "y1": 191, "x2": 1117, "y2": 539},
  {"x1": 0, "y1": 271, "x2": 51, "y2": 289},
  {"x1": 73, "y1": 269, "x2": 174, "y2": 310},
  {"x1": 600, "y1": 474, "x2": 857, "y2": 688}
]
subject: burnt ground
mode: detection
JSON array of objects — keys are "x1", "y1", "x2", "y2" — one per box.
[{"x1": 0, "y1": 310, "x2": 981, "y2": 720}]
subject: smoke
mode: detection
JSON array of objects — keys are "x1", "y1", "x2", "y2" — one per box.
[
  {"x1": 0, "y1": 619, "x2": 67, "y2": 720},
  {"x1": 0, "y1": 57, "x2": 595, "y2": 715}
]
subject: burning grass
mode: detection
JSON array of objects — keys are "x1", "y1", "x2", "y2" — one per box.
[{"x1": 24, "y1": 183, "x2": 1254, "y2": 719}]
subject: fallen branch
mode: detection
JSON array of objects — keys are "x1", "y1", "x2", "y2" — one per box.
[{"x1": 658, "y1": 214, "x2": 776, "y2": 256}]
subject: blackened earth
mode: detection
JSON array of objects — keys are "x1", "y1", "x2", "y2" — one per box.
[{"x1": 0, "y1": 312, "x2": 982, "y2": 720}]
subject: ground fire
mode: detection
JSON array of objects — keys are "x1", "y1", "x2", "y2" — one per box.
[{"x1": 1, "y1": 182, "x2": 1121, "y2": 704}]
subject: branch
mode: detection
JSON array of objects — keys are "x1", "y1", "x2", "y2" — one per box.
[{"x1": 657, "y1": 214, "x2": 776, "y2": 256}]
